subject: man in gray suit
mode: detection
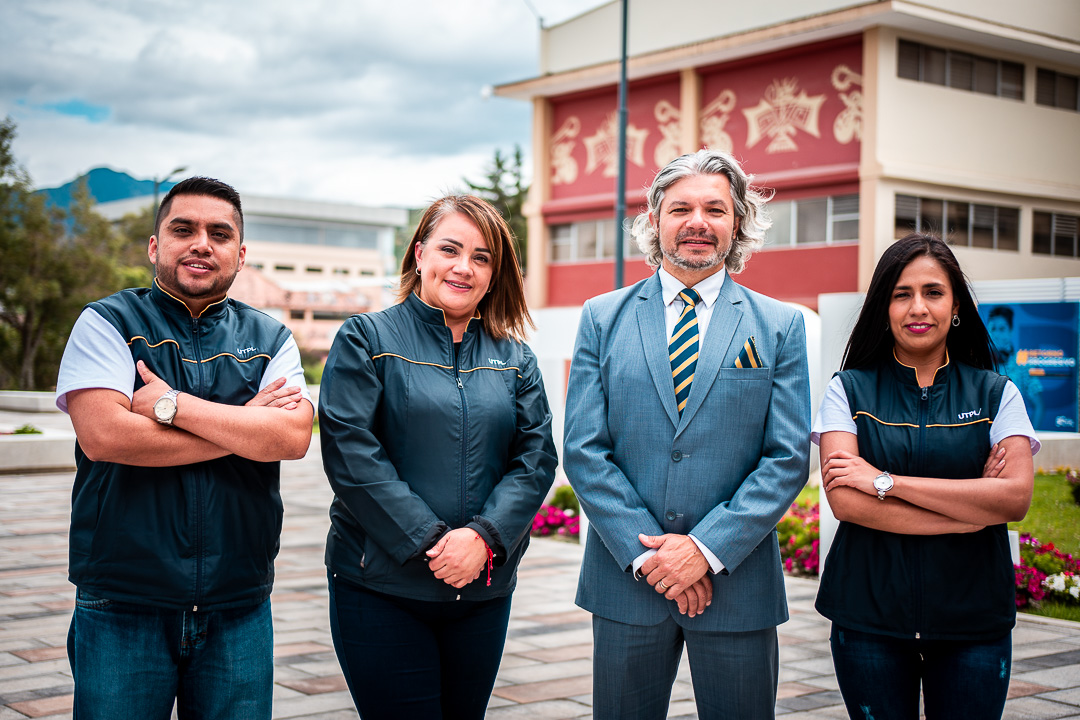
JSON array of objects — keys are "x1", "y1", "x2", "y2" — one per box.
[{"x1": 564, "y1": 149, "x2": 810, "y2": 719}]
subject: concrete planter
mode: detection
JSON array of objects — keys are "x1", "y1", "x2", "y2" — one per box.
[
  {"x1": 0, "y1": 428, "x2": 76, "y2": 474},
  {"x1": 0, "y1": 391, "x2": 61, "y2": 413}
]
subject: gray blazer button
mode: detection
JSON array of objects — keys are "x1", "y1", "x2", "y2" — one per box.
[
  {"x1": 671, "y1": 450, "x2": 682, "y2": 462},
  {"x1": 665, "y1": 510, "x2": 677, "y2": 521}
]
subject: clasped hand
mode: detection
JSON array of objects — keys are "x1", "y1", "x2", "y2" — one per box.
[
  {"x1": 426, "y1": 528, "x2": 489, "y2": 589},
  {"x1": 638, "y1": 533, "x2": 712, "y2": 617}
]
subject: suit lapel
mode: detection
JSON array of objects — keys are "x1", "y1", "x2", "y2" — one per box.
[
  {"x1": 676, "y1": 278, "x2": 744, "y2": 436},
  {"x1": 636, "y1": 275, "x2": 680, "y2": 429}
]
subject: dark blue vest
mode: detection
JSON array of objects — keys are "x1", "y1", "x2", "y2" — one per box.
[{"x1": 815, "y1": 357, "x2": 1013, "y2": 641}]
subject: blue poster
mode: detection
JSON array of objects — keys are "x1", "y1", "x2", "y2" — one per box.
[{"x1": 979, "y1": 302, "x2": 1079, "y2": 433}]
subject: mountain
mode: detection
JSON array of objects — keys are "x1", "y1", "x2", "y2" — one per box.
[{"x1": 39, "y1": 167, "x2": 177, "y2": 209}]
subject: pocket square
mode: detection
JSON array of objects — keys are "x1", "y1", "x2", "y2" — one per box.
[{"x1": 734, "y1": 337, "x2": 764, "y2": 369}]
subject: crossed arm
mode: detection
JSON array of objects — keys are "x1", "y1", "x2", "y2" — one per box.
[
  {"x1": 820, "y1": 431, "x2": 1034, "y2": 533},
  {"x1": 68, "y1": 361, "x2": 313, "y2": 466}
]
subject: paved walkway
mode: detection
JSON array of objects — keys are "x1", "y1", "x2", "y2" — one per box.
[{"x1": 2, "y1": 413, "x2": 1080, "y2": 718}]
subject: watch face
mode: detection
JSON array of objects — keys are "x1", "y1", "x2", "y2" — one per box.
[
  {"x1": 154, "y1": 397, "x2": 174, "y2": 421},
  {"x1": 874, "y1": 475, "x2": 892, "y2": 492}
]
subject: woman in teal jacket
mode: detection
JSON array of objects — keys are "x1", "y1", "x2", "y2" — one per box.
[{"x1": 319, "y1": 195, "x2": 557, "y2": 720}]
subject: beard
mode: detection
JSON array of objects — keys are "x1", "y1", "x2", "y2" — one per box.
[
  {"x1": 661, "y1": 228, "x2": 729, "y2": 271},
  {"x1": 155, "y1": 258, "x2": 237, "y2": 302}
]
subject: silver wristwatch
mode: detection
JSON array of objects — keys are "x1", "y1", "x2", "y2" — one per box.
[
  {"x1": 153, "y1": 389, "x2": 181, "y2": 426},
  {"x1": 873, "y1": 471, "x2": 894, "y2": 501}
]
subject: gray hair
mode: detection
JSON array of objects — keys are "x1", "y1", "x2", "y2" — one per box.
[{"x1": 631, "y1": 149, "x2": 771, "y2": 274}]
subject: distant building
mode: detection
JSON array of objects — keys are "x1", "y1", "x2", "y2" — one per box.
[
  {"x1": 95, "y1": 194, "x2": 408, "y2": 355},
  {"x1": 496, "y1": 0, "x2": 1080, "y2": 309}
]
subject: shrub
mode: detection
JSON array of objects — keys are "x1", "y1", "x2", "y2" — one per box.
[
  {"x1": 1066, "y1": 468, "x2": 1080, "y2": 507},
  {"x1": 777, "y1": 501, "x2": 819, "y2": 577}
]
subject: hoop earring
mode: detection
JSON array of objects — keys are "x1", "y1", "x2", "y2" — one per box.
[
  {"x1": 952, "y1": 314, "x2": 960, "y2": 327},
  {"x1": 415, "y1": 267, "x2": 422, "y2": 277}
]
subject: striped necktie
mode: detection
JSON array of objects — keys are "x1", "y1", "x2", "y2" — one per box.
[{"x1": 670, "y1": 288, "x2": 701, "y2": 415}]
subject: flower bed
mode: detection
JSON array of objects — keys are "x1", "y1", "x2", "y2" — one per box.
[
  {"x1": 531, "y1": 483, "x2": 580, "y2": 540},
  {"x1": 777, "y1": 501, "x2": 819, "y2": 577},
  {"x1": 1015, "y1": 533, "x2": 1080, "y2": 609}
]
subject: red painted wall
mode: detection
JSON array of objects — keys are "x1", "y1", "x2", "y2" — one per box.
[
  {"x1": 546, "y1": 244, "x2": 858, "y2": 310},
  {"x1": 699, "y1": 37, "x2": 863, "y2": 174},
  {"x1": 549, "y1": 75, "x2": 682, "y2": 200}
]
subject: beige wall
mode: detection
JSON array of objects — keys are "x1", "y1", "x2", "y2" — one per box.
[
  {"x1": 875, "y1": 29, "x2": 1080, "y2": 203},
  {"x1": 243, "y1": 240, "x2": 385, "y2": 283},
  {"x1": 542, "y1": 0, "x2": 869, "y2": 75},
  {"x1": 540, "y1": 0, "x2": 1080, "y2": 77}
]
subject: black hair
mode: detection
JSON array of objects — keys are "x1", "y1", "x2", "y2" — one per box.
[
  {"x1": 841, "y1": 233, "x2": 994, "y2": 371},
  {"x1": 155, "y1": 176, "x2": 244, "y2": 240}
]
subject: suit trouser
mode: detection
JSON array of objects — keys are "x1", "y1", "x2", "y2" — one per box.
[{"x1": 592, "y1": 614, "x2": 778, "y2": 720}]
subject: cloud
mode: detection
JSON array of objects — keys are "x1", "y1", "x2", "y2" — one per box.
[{"x1": 0, "y1": 0, "x2": 601, "y2": 205}]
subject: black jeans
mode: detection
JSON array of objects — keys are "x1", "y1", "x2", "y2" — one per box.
[
  {"x1": 830, "y1": 623, "x2": 1012, "y2": 720},
  {"x1": 328, "y1": 572, "x2": 513, "y2": 720}
]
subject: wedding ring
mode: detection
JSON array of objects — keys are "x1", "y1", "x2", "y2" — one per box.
[{"x1": 658, "y1": 579, "x2": 669, "y2": 590}]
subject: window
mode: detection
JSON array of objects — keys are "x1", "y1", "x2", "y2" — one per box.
[
  {"x1": 360, "y1": 269, "x2": 376, "y2": 276},
  {"x1": 898, "y1": 39, "x2": 1023, "y2": 100},
  {"x1": 1036, "y1": 69, "x2": 1080, "y2": 112},
  {"x1": 895, "y1": 194, "x2": 1019, "y2": 250},
  {"x1": 274, "y1": 264, "x2": 295, "y2": 273},
  {"x1": 548, "y1": 217, "x2": 640, "y2": 263},
  {"x1": 1033, "y1": 211, "x2": 1080, "y2": 257},
  {"x1": 333, "y1": 268, "x2": 350, "y2": 275},
  {"x1": 765, "y1": 194, "x2": 859, "y2": 247},
  {"x1": 306, "y1": 266, "x2": 323, "y2": 274},
  {"x1": 289, "y1": 310, "x2": 305, "y2": 320},
  {"x1": 313, "y1": 310, "x2": 355, "y2": 321}
]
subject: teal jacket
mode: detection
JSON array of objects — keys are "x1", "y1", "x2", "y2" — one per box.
[
  {"x1": 319, "y1": 293, "x2": 557, "y2": 601},
  {"x1": 816, "y1": 357, "x2": 1013, "y2": 640}
]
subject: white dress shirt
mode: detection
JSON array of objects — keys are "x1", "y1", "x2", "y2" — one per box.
[{"x1": 633, "y1": 266, "x2": 728, "y2": 579}]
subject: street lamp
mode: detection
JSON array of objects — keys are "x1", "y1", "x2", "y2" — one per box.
[{"x1": 152, "y1": 165, "x2": 188, "y2": 221}]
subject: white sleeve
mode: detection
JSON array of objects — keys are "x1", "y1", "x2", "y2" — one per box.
[
  {"x1": 991, "y1": 381, "x2": 1041, "y2": 455},
  {"x1": 55, "y1": 309, "x2": 137, "y2": 414},
  {"x1": 260, "y1": 334, "x2": 312, "y2": 401},
  {"x1": 811, "y1": 375, "x2": 856, "y2": 446}
]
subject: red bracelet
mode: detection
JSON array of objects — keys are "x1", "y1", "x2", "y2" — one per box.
[{"x1": 473, "y1": 530, "x2": 494, "y2": 587}]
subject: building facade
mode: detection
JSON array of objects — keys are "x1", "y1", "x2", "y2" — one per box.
[{"x1": 496, "y1": 0, "x2": 1080, "y2": 309}]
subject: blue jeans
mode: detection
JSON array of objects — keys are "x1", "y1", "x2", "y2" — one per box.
[
  {"x1": 328, "y1": 572, "x2": 513, "y2": 720},
  {"x1": 830, "y1": 623, "x2": 1012, "y2": 720},
  {"x1": 68, "y1": 589, "x2": 273, "y2": 720}
]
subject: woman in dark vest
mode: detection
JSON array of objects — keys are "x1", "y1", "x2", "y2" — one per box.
[{"x1": 812, "y1": 233, "x2": 1038, "y2": 719}]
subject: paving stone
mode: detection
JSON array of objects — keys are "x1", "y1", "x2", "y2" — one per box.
[
  {"x1": 277, "y1": 674, "x2": 349, "y2": 695},
  {"x1": 10, "y1": 648, "x2": 65, "y2": 663},
  {"x1": 7, "y1": 693, "x2": 73, "y2": 718},
  {"x1": 492, "y1": 673, "x2": 592, "y2": 703}
]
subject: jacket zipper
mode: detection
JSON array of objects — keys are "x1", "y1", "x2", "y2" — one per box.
[
  {"x1": 913, "y1": 383, "x2": 930, "y2": 638},
  {"x1": 452, "y1": 339, "x2": 468, "y2": 529},
  {"x1": 191, "y1": 316, "x2": 204, "y2": 611}
]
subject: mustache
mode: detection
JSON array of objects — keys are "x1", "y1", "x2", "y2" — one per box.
[{"x1": 674, "y1": 229, "x2": 719, "y2": 244}]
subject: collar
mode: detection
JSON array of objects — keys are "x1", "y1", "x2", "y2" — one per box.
[
  {"x1": 659, "y1": 265, "x2": 726, "y2": 309},
  {"x1": 151, "y1": 279, "x2": 229, "y2": 319},
  {"x1": 889, "y1": 349, "x2": 951, "y2": 387},
  {"x1": 404, "y1": 292, "x2": 482, "y2": 333}
]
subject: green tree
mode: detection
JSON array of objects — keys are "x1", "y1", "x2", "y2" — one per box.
[
  {"x1": 113, "y1": 204, "x2": 155, "y2": 288},
  {"x1": 0, "y1": 117, "x2": 129, "y2": 390},
  {"x1": 464, "y1": 145, "x2": 529, "y2": 271}
]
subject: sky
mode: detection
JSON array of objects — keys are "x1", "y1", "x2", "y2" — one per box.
[{"x1": 0, "y1": 0, "x2": 605, "y2": 208}]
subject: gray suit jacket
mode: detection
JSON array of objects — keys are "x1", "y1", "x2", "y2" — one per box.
[{"x1": 564, "y1": 272, "x2": 810, "y2": 632}]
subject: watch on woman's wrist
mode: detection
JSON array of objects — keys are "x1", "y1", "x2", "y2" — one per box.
[{"x1": 873, "y1": 471, "x2": 894, "y2": 501}]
